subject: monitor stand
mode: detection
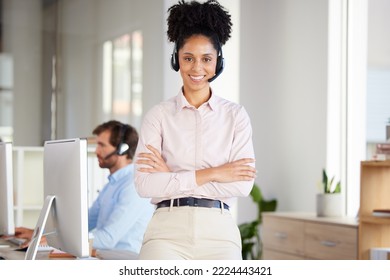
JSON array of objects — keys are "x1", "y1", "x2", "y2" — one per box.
[{"x1": 25, "y1": 195, "x2": 55, "y2": 260}]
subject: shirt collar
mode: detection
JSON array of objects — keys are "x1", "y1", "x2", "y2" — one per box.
[
  {"x1": 175, "y1": 88, "x2": 218, "y2": 113},
  {"x1": 108, "y1": 163, "x2": 134, "y2": 183}
]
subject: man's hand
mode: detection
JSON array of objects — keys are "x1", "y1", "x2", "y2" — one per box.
[{"x1": 15, "y1": 227, "x2": 47, "y2": 248}]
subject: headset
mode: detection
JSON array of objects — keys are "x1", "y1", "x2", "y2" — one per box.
[
  {"x1": 104, "y1": 124, "x2": 129, "y2": 160},
  {"x1": 116, "y1": 124, "x2": 130, "y2": 156},
  {"x1": 170, "y1": 39, "x2": 224, "y2": 83}
]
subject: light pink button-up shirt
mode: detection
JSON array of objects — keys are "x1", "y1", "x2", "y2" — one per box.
[{"x1": 134, "y1": 90, "x2": 255, "y2": 207}]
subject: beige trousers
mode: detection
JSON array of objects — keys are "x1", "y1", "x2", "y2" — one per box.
[{"x1": 138, "y1": 206, "x2": 242, "y2": 260}]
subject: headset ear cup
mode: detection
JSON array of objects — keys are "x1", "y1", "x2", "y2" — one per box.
[
  {"x1": 216, "y1": 56, "x2": 224, "y2": 76},
  {"x1": 208, "y1": 55, "x2": 224, "y2": 82},
  {"x1": 117, "y1": 143, "x2": 129, "y2": 156},
  {"x1": 116, "y1": 124, "x2": 130, "y2": 156},
  {"x1": 171, "y1": 52, "x2": 179, "y2": 71}
]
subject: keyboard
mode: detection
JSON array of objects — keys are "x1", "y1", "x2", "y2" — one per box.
[
  {"x1": 5, "y1": 237, "x2": 27, "y2": 246},
  {"x1": 2, "y1": 237, "x2": 54, "y2": 256}
]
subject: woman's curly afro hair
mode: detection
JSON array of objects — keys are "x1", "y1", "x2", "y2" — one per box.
[{"x1": 167, "y1": 0, "x2": 232, "y2": 48}]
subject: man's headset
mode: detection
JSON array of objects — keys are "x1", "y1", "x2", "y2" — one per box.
[
  {"x1": 104, "y1": 124, "x2": 130, "y2": 160},
  {"x1": 170, "y1": 39, "x2": 224, "y2": 83}
]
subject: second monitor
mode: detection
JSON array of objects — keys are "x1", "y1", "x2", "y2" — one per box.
[
  {"x1": 26, "y1": 138, "x2": 89, "y2": 260},
  {"x1": 0, "y1": 142, "x2": 15, "y2": 236}
]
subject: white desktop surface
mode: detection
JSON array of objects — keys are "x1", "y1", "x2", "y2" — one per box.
[
  {"x1": 0, "y1": 238, "x2": 138, "y2": 260},
  {"x1": 95, "y1": 249, "x2": 138, "y2": 260}
]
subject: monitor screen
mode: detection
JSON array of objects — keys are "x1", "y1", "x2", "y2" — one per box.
[
  {"x1": 25, "y1": 138, "x2": 89, "y2": 259},
  {"x1": 0, "y1": 142, "x2": 15, "y2": 236}
]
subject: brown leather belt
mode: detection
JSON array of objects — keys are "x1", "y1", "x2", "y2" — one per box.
[{"x1": 156, "y1": 197, "x2": 229, "y2": 210}]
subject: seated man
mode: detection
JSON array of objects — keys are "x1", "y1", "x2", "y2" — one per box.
[
  {"x1": 88, "y1": 120, "x2": 154, "y2": 253},
  {"x1": 9, "y1": 121, "x2": 154, "y2": 255}
]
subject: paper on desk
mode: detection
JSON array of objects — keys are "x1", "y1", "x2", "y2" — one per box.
[{"x1": 37, "y1": 245, "x2": 54, "y2": 252}]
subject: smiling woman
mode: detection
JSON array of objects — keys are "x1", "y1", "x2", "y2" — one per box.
[
  {"x1": 177, "y1": 35, "x2": 220, "y2": 107},
  {"x1": 133, "y1": 0, "x2": 256, "y2": 260}
]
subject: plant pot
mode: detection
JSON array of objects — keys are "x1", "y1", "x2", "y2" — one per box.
[{"x1": 316, "y1": 193, "x2": 343, "y2": 217}]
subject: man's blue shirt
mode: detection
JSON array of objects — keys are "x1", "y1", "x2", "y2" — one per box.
[{"x1": 88, "y1": 163, "x2": 154, "y2": 253}]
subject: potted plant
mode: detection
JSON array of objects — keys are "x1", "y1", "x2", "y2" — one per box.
[
  {"x1": 238, "y1": 183, "x2": 277, "y2": 260},
  {"x1": 316, "y1": 169, "x2": 343, "y2": 217}
]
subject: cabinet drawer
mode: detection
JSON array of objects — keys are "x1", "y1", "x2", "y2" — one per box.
[
  {"x1": 304, "y1": 222, "x2": 357, "y2": 259},
  {"x1": 262, "y1": 216, "x2": 305, "y2": 256},
  {"x1": 263, "y1": 249, "x2": 304, "y2": 260}
]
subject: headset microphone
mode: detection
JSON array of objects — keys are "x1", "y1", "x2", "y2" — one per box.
[{"x1": 208, "y1": 57, "x2": 224, "y2": 82}]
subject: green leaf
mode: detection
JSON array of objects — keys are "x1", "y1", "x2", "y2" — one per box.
[
  {"x1": 334, "y1": 181, "x2": 341, "y2": 193},
  {"x1": 258, "y1": 199, "x2": 277, "y2": 223},
  {"x1": 322, "y1": 169, "x2": 341, "y2": 193},
  {"x1": 241, "y1": 242, "x2": 255, "y2": 260},
  {"x1": 250, "y1": 184, "x2": 262, "y2": 202},
  {"x1": 322, "y1": 169, "x2": 328, "y2": 193},
  {"x1": 328, "y1": 176, "x2": 335, "y2": 193},
  {"x1": 238, "y1": 222, "x2": 258, "y2": 239},
  {"x1": 238, "y1": 183, "x2": 277, "y2": 260}
]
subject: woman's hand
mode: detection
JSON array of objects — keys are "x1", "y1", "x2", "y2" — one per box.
[
  {"x1": 196, "y1": 158, "x2": 256, "y2": 185},
  {"x1": 216, "y1": 158, "x2": 257, "y2": 182},
  {"x1": 136, "y1": 145, "x2": 171, "y2": 173}
]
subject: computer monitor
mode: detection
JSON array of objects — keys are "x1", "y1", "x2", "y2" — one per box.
[
  {"x1": 0, "y1": 142, "x2": 15, "y2": 236},
  {"x1": 25, "y1": 138, "x2": 89, "y2": 260}
]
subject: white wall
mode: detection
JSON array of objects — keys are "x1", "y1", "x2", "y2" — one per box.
[
  {"x1": 238, "y1": 0, "x2": 328, "y2": 219},
  {"x1": 58, "y1": 0, "x2": 165, "y2": 139},
  {"x1": 2, "y1": 0, "x2": 42, "y2": 146},
  {"x1": 367, "y1": 0, "x2": 390, "y2": 67}
]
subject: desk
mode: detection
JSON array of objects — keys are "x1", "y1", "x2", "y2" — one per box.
[
  {"x1": 0, "y1": 239, "x2": 32, "y2": 259},
  {"x1": 0, "y1": 238, "x2": 138, "y2": 260}
]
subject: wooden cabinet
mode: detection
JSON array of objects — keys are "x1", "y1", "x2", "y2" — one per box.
[
  {"x1": 262, "y1": 212, "x2": 358, "y2": 260},
  {"x1": 359, "y1": 161, "x2": 390, "y2": 259}
]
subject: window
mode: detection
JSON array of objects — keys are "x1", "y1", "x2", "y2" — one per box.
[
  {"x1": 102, "y1": 31, "x2": 143, "y2": 128},
  {"x1": 0, "y1": 53, "x2": 13, "y2": 142}
]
